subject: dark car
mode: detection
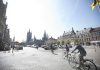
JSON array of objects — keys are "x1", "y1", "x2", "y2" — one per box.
[
  {"x1": 41, "y1": 45, "x2": 50, "y2": 50},
  {"x1": 14, "y1": 45, "x2": 23, "y2": 50}
]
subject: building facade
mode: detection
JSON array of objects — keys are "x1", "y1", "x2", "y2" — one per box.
[
  {"x1": 58, "y1": 28, "x2": 76, "y2": 45},
  {"x1": 46, "y1": 37, "x2": 57, "y2": 46},
  {"x1": 90, "y1": 27, "x2": 100, "y2": 46},
  {"x1": 0, "y1": 0, "x2": 10, "y2": 51},
  {"x1": 58, "y1": 27, "x2": 100, "y2": 46}
]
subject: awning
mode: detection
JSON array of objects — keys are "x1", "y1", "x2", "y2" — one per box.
[{"x1": 90, "y1": 41, "x2": 100, "y2": 43}]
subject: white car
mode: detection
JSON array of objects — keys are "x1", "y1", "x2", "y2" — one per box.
[{"x1": 31, "y1": 45, "x2": 37, "y2": 48}]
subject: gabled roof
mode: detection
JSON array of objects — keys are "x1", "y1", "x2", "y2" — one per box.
[{"x1": 91, "y1": 27, "x2": 100, "y2": 32}]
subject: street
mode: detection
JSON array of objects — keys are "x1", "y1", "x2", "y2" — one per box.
[
  {"x1": 0, "y1": 46, "x2": 100, "y2": 70},
  {"x1": 0, "y1": 47, "x2": 73, "y2": 70}
]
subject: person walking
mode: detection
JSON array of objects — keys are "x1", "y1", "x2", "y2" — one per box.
[
  {"x1": 11, "y1": 45, "x2": 14, "y2": 53},
  {"x1": 36, "y1": 46, "x2": 39, "y2": 50}
]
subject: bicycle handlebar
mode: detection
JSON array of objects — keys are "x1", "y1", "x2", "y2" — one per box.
[
  {"x1": 73, "y1": 52, "x2": 79, "y2": 54},
  {"x1": 71, "y1": 51, "x2": 79, "y2": 54}
]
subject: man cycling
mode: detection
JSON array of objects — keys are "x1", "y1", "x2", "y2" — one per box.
[
  {"x1": 50, "y1": 44, "x2": 54, "y2": 54},
  {"x1": 71, "y1": 43, "x2": 87, "y2": 69},
  {"x1": 65, "y1": 44, "x2": 69, "y2": 58}
]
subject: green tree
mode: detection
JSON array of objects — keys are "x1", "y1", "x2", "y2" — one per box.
[
  {"x1": 62, "y1": 41, "x2": 64, "y2": 45},
  {"x1": 57, "y1": 41, "x2": 60, "y2": 45},
  {"x1": 66, "y1": 40, "x2": 70, "y2": 44},
  {"x1": 74, "y1": 39, "x2": 79, "y2": 45}
]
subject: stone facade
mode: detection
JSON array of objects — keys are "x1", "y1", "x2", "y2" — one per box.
[
  {"x1": 58, "y1": 27, "x2": 100, "y2": 46},
  {"x1": 57, "y1": 28, "x2": 76, "y2": 45},
  {"x1": 42, "y1": 31, "x2": 48, "y2": 45},
  {"x1": 26, "y1": 29, "x2": 33, "y2": 45},
  {"x1": 90, "y1": 27, "x2": 100, "y2": 46},
  {"x1": 46, "y1": 37, "x2": 57, "y2": 46},
  {"x1": 0, "y1": 0, "x2": 10, "y2": 51}
]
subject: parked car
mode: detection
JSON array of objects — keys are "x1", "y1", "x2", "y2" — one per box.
[
  {"x1": 41, "y1": 45, "x2": 50, "y2": 50},
  {"x1": 31, "y1": 45, "x2": 36, "y2": 48},
  {"x1": 52, "y1": 45, "x2": 58, "y2": 50},
  {"x1": 27, "y1": 45, "x2": 32, "y2": 47},
  {"x1": 14, "y1": 45, "x2": 23, "y2": 50},
  {"x1": 41, "y1": 45, "x2": 58, "y2": 50}
]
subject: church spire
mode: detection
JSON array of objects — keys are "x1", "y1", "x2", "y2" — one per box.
[
  {"x1": 29, "y1": 29, "x2": 30, "y2": 32},
  {"x1": 42, "y1": 30, "x2": 48, "y2": 42},
  {"x1": 13, "y1": 36, "x2": 15, "y2": 42},
  {"x1": 34, "y1": 35, "x2": 36, "y2": 41},
  {"x1": 72, "y1": 27, "x2": 74, "y2": 31},
  {"x1": 71, "y1": 27, "x2": 75, "y2": 34}
]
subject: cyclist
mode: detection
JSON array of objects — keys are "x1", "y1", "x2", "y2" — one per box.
[
  {"x1": 65, "y1": 44, "x2": 69, "y2": 58},
  {"x1": 50, "y1": 44, "x2": 54, "y2": 54},
  {"x1": 71, "y1": 44, "x2": 87, "y2": 69}
]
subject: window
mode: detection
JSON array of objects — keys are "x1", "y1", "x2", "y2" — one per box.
[
  {"x1": 97, "y1": 32, "x2": 100, "y2": 36},
  {"x1": 95, "y1": 32, "x2": 100, "y2": 36},
  {"x1": 95, "y1": 37, "x2": 97, "y2": 40}
]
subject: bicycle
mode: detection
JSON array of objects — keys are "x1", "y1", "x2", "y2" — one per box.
[
  {"x1": 63, "y1": 50, "x2": 70, "y2": 60},
  {"x1": 63, "y1": 51, "x2": 78, "y2": 68},
  {"x1": 67, "y1": 52, "x2": 97, "y2": 70},
  {"x1": 67, "y1": 52, "x2": 79, "y2": 68}
]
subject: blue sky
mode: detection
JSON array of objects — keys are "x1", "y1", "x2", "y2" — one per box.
[
  {"x1": 55, "y1": 0, "x2": 100, "y2": 30},
  {"x1": 5, "y1": 0, "x2": 100, "y2": 42}
]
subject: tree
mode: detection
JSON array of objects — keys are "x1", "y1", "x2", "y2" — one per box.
[
  {"x1": 62, "y1": 41, "x2": 64, "y2": 45},
  {"x1": 91, "y1": 0, "x2": 100, "y2": 11},
  {"x1": 74, "y1": 39, "x2": 79, "y2": 45},
  {"x1": 66, "y1": 40, "x2": 71, "y2": 44},
  {"x1": 57, "y1": 41, "x2": 60, "y2": 45}
]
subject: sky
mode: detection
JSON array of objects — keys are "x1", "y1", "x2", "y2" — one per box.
[{"x1": 3, "y1": 0, "x2": 100, "y2": 42}]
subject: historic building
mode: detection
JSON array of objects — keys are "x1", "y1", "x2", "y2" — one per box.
[
  {"x1": 26, "y1": 29, "x2": 33, "y2": 45},
  {"x1": 58, "y1": 28, "x2": 76, "y2": 45},
  {"x1": 42, "y1": 30, "x2": 48, "y2": 45},
  {"x1": 57, "y1": 27, "x2": 100, "y2": 46},
  {"x1": 90, "y1": 27, "x2": 100, "y2": 46},
  {"x1": 46, "y1": 37, "x2": 57, "y2": 46},
  {"x1": 0, "y1": 0, "x2": 10, "y2": 51}
]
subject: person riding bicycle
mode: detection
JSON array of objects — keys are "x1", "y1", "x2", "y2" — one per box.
[
  {"x1": 65, "y1": 44, "x2": 69, "y2": 57},
  {"x1": 50, "y1": 44, "x2": 54, "y2": 54},
  {"x1": 71, "y1": 43, "x2": 87, "y2": 69}
]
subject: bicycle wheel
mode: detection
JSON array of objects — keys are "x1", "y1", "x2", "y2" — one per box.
[
  {"x1": 68, "y1": 56, "x2": 78, "y2": 68},
  {"x1": 63, "y1": 52, "x2": 67, "y2": 59},
  {"x1": 67, "y1": 54, "x2": 71, "y2": 62},
  {"x1": 83, "y1": 60, "x2": 97, "y2": 70}
]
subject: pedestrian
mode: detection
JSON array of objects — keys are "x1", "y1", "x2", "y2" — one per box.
[
  {"x1": 50, "y1": 44, "x2": 54, "y2": 54},
  {"x1": 12, "y1": 45, "x2": 14, "y2": 53},
  {"x1": 36, "y1": 46, "x2": 38, "y2": 50}
]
